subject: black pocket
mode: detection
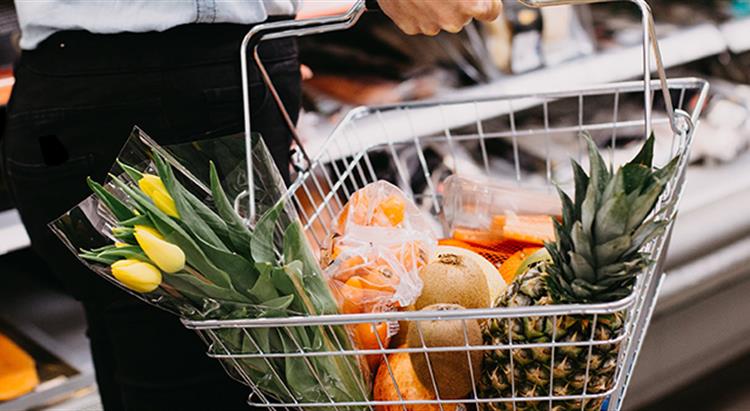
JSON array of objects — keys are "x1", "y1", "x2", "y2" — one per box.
[{"x1": 6, "y1": 155, "x2": 94, "y2": 241}]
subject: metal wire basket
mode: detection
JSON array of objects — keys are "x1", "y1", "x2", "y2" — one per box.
[{"x1": 182, "y1": 1, "x2": 710, "y2": 410}]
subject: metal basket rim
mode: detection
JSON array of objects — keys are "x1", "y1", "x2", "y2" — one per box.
[{"x1": 181, "y1": 291, "x2": 637, "y2": 329}]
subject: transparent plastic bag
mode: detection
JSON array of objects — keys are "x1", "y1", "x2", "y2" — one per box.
[
  {"x1": 323, "y1": 181, "x2": 438, "y2": 311},
  {"x1": 442, "y1": 175, "x2": 561, "y2": 244},
  {"x1": 321, "y1": 181, "x2": 438, "y2": 369},
  {"x1": 440, "y1": 175, "x2": 562, "y2": 282}
]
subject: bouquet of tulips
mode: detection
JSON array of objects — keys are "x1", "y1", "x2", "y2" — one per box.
[{"x1": 51, "y1": 128, "x2": 370, "y2": 409}]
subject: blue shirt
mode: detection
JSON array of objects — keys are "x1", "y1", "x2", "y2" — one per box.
[{"x1": 15, "y1": 0, "x2": 300, "y2": 49}]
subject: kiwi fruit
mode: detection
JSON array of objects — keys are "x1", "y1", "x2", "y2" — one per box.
[
  {"x1": 407, "y1": 303, "x2": 482, "y2": 399},
  {"x1": 415, "y1": 253, "x2": 489, "y2": 310}
]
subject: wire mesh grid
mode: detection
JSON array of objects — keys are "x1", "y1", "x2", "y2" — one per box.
[{"x1": 183, "y1": 77, "x2": 709, "y2": 411}]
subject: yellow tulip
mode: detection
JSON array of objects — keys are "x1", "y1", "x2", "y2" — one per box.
[
  {"x1": 111, "y1": 259, "x2": 162, "y2": 293},
  {"x1": 134, "y1": 225, "x2": 186, "y2": 273},
  {"x1": 138, "y1": 174, "x2": 179, "y2": 218},
  {"x1": 114, "y1": 241, "x2": 129, "y2": 248}
]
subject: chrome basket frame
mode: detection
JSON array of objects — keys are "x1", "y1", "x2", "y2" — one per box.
[{"x1": 182, "y1": 1, "x2": 710, "y2": 410}]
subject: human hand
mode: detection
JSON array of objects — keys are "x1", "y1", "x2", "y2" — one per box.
[{"x1": 377, "y1": 0, "x2": 503, "y2": 36}]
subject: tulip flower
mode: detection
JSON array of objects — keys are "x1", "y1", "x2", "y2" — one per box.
[
  {"x1": 110, "y1": 259, "x2": 162, "y2": 293},
  {"x1": 133, "y1": 225, "x2": 186, "y2": 273},
  {"x1": 138, "y1": 174, "x2": 179, "y2": 218}
]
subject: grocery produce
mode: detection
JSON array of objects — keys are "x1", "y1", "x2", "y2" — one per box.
[
  {"x1": 0, "y1": 333, "x2": 39, "y2": 401},
  {"x1": 324, "y1": 181, "x2": 436, "y2": 376},
  {"x1": 373, "y1": 351, "x2": 464, "y2": 411},
  {"x1": 451, "y1": 227, "x2": 502, "y2": 246},
  {"x1": 480, "y1": 134, "x2": 678, "y2": 410},
  {"x1": 325, "y1": 181, "x2": 436, "y2": 313},
  {"x1": 353, "y1": 322, "x2": 392, "y2": 370},
  {"x1": 434, "y1": 245, "x2": 506, "y2": 303},
  {"x1": 415, "y1": 253, "x2": 489, "y2": 310},
  {"x1": 498, "y1": 247, "x2": 542, "y2": 284},
  {"x1": 407, "y1": 304, "x2": 482, "y2": 400},
  {"x1": 492, "y1": 214, "x2": 555, "y2": 245}
]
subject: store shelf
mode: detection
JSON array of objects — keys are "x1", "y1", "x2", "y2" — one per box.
[
  {"x1": 0, "y1": 249, "x2": 95, "y2": 411},
  {"x1": 310, "y1": 23, "x2": 726, "y2": 162},
  {"x1": 720, "y1": 16, "x2": 750, "y2": 54},
  {"x1": 0, "y1": 209, "x2": 30, "y2": 255}
]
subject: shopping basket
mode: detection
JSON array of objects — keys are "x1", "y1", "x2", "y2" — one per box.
[{"x1": 182, "y1": 1, "x2": 710, "y2": 410}]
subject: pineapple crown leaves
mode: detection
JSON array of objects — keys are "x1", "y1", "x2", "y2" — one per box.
[{"x1": 544, "y1": 132, "x2": 679, "y2": 303}]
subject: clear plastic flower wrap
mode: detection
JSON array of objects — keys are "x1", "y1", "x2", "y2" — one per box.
[{"x1": 50, "y1": 127, "x2": 370, "y2": 409}]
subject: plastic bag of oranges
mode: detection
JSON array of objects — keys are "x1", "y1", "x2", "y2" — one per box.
[{"x1": 322, "y1": 181, "x2": 438, "y2": 368}]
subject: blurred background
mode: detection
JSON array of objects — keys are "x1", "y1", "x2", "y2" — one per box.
[{"x1": 2, "y1": 0, "x2": 750, "y2": 410}]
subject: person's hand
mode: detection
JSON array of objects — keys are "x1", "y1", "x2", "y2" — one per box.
[{"x1": 378, "y1": 0, "x2": 503, "y2": 36}]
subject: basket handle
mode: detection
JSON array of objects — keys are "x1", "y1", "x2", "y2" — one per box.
[
  {"x1": 519, "y1": 0, "x2": 681, "y2": 137},
  {"x1": 239, "y1": 0, "x2": 368, "y2": 224},
  {"x1": 238, "y1": 0, "x2": 681, "y2": 223}
]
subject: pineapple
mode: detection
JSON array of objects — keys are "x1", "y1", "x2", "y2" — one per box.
[{"x1": 480, "y1": 133, "x2": 678, "y2": 411}]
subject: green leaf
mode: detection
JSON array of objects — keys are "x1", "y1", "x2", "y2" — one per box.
[
  {"x1": 629, "y1": 133, "x2": 655, "y2": 167},
  {"x1": 94, "y1": 245, "x2": 150, "y2": 262},
  {"x1": 570, "y1": 222, "x2": 594, "y2": 265},
  {"x1": 117, "y1": 159, "x2": 144, "y2": 181},
  {"x1": 622, "y1": 163, "x2": 651, "y2": 194},
  {"x1": 248, "y1": 266, "x2": 280, "y2": 303},
  {"x1": 581, "y1": 182, "x2": 598, "y2": 238},
  {"x1": 111, "y1": 226, "x2": 136, "y2": 243},
  {"x1": 210, "y1": 161, "x2": 255, "y2": 258},
  {"x1": 568, "y1": 251, "x2": 596, "y2": 283},
  {"x1": 570, "y1": 278, "x2": 608, "y2": 301},
  {"x1": 87, "y1": 177, "x2": 135, "y2": 222},
  {"x1": 194, "y1": 234, "x2": 259, "y2": 297},
  {"x1": 594, "y1": 234, "x2": 631, "y2": 266},
  {"x1": 118, "y1": 214, "x2": 153, "y2": 227},
  {"x1": 152, "y1": 151, "x2": 228, "y2": 252},
  {"x1": 571, "y1": 160, "x2": 589, "y2": 221},
  {"x1": 553, "y1": 219, "x2": 573, "y2": 259},
  {"x1": 556, "y1": 185, "x2": 575, "y2": 231},
  {"x1": 625, "y1": 182, "x2": 664, "y2": 231},
  {"x1": 284, "y1": 222, "x2": 339, "y2": 316},
  {"x1": 581, "y1": 132, "x2": 610, "y2": 198},
  {"x1": 181, "y1": 188, "x2": 237, "y2": 255},
  {"x1": 252, "y1": 201, "x2": 283, "y2": 263},
  {"x1": 626, "y1": 219, "x2": 668, "y2": 255},
  {"x1": 594, "y1": 193, "x2": 629, "y2": 244},
  {"x1": 164, "y1": 272, "x2": 249, "y2": 303},
  {"x1": 261, "y1": 294, "x2": 295, "y2": 311},
  {"x1": 79, "y1": 252, "x2": 120, "y2": 265}
]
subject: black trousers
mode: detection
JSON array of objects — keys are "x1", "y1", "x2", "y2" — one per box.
[{"x1": 1, "y1": 24, "x2": 301, "y2": 411}]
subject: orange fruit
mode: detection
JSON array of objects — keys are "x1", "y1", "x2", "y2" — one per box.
[
  {"x1": 499, "y1": 247, "x2": 542, "y2": 284},
  {"x1": 0, "y1": 333, "x2": 39, "y2": 401},
  {"x1": 378, "y1": 194, "x2": 406, "y2": 227},
  {"x1": 373, "y1": 352, "x2": 463, "y2": 411},
  {"x1": 353, "y1": 322, "x2": 391, "y2": 371}
]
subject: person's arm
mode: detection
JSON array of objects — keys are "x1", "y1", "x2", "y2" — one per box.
[{"x1": 376, "y1": 0, "x2": 503, "y2": 36}]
